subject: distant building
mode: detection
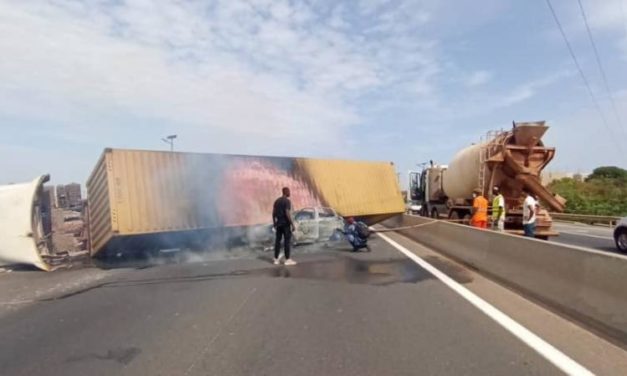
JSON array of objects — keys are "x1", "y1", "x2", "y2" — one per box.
[
  {"x1": 65, "y1": 183, "x2": 82, "y2": 209},
  {"x1": 55, "y1": 183, "x2": 82, "y2": 210},
  {"x1": 541, "y1": 171, "x2": 589, "y2": 186},
  {"x1": 40, "y1": 186, "x2": 53, "y2": 236},
  {"x1": 56, "y1": 185, "x2": 67, "y2": 209}
]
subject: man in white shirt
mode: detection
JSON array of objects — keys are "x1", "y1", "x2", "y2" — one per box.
[{"x1": 522, "y1": 188, "x2": 537, "y2": 237}]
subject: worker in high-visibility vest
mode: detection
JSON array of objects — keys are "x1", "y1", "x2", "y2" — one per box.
[
  {"x1": 491, "y1": 186, "x2": 505, "y2": 232},
  {"x1": 471, "y1": 188, "x2": 488, "y2": 229}
]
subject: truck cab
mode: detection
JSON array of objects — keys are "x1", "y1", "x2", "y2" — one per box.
[{"x1": 409, "y1": 165, "x2": 449, "y2": 219}]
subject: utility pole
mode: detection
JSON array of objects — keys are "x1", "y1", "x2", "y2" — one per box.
[{"x1": 161, "y1": 135, "x2": 177, "y2": 151}]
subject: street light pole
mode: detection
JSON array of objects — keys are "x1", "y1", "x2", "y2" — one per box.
[{"x1": 161, "y1": 135, "x2": 177, "y2": 152}]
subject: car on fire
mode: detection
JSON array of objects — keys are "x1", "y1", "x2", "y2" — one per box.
[{"x1": 246, "y1": 207, "x2": 345, "y2": 247}]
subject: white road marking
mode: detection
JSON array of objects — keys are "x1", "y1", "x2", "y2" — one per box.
[{"x1": 377, "y1": 232, "x2": 594, "y2": 376}]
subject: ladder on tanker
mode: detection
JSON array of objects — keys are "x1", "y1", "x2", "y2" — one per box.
[{"x1": 478, "y1": 130, "x2": 502, "y2": 195}]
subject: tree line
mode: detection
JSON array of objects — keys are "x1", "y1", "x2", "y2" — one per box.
[{"x1": 548, "y1": 166, "x2": 627, "y2": 217}]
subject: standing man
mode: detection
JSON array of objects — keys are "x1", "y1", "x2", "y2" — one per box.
[
  {"x1": 273, "y1": 187, "x2": 296, "y2": 265},
  {"x1": 491, "y1": 186, "x2": 506, "y2": 232},
  {"x1": 471, "y1": 188, "x2": 488, "y2": 229},
  {"x1": 522, "y1": 188, "x2": 537, "y2": 237}
]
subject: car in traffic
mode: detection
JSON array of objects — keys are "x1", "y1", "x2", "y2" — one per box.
[
  {"x1": 405, "y1": 200, "x2": 422, "y2": 215},
  {"x1": 614, "y1": 217, "x2": 627, "y2": 253},
  {"x1": 246, "y1": 207, "x2": 345, "y2": 247}
]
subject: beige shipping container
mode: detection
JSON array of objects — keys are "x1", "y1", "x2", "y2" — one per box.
[{"x1": 87, "y1": 148, "x2": 404, "y2": 257}]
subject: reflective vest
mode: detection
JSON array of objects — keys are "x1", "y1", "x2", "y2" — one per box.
[
  {"x1": 492, "y1": 194, "x2": 505, "y2": 220},
  {"x1": 472, "y1": 196, "x2": 488, "y2": 222}
]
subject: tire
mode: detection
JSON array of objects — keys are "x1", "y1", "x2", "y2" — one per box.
[
  {"x1": 462, "y1": 213, "x2": 472, "y2": 226},
  {"x1": 420, "y1": 206, "x2": 429, "y2": 218},
  {"x1": 616, "y1": 228, "x2": 627, "y2": 253},
  {"x1": 449, "y1": 211, "x2": 460, "y2": 221},
  {"x1": 431, "y1": 208, "x2": 439, "y2": 219},
  {"x1": 329, "y1": 229, "x2": 343, "y2": 242}
]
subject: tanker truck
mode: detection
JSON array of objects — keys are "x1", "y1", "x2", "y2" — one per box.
[{"x1": 409, "y1": 121, "x2": 566, "y2": 239}]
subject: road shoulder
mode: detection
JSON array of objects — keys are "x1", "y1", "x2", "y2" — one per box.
[{"x1": 381, "y1": 230, "x2": 627, "y2": 376}]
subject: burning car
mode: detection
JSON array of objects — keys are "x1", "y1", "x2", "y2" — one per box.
[{"x1": 246, "y1": 207, "x2": 345, "y2": 247}]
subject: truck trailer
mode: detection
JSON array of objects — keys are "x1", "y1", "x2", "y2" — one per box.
[{"x1": 87, "y1": 149, "x2": 405, "y2": 258}]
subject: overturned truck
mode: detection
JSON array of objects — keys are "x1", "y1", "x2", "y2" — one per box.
[{"x1": 87, "y1": 149, "x2": 405, "y2": 258}]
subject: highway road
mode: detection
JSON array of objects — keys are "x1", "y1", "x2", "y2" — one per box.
[
  {"x1": 0, "y1": 233, "x2": 625, "y2": 375},
  {"x1": 551, "y1": 222, "x2": 618, "y2": 253}
]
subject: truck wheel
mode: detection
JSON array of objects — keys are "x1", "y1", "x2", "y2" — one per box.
[
  {"x1": 616, "y1": 229, "x2": 627, "y2": 253},
  {"x1": 462, "y1": 214, "x2": 471, "y2": 225},
  {"x1": 431, "y1": 208, "x2": 439, "y2": 219},
  {"x1": 420, "y1": 206, "x2": 429, "y2": 217},
  {"x1": 449, "y1": 211, "x2": 460, "y2": 221}
]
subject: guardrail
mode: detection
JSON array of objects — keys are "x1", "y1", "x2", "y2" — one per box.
[
  {"x1": 550, "y1": 213, "x2": 621, "y2": 227},
  {"x1": 382, "y1": 214, "x2": 627, "y2": 345}
]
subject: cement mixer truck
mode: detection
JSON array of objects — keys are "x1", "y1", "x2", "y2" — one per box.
[{"x1": 409, "y1": 121, "x2": 566, "y2": 239}]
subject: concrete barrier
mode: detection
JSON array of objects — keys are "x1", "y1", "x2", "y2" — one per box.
[{"x1": 382, "y1": 215, "x2": 627, "y2": 344}]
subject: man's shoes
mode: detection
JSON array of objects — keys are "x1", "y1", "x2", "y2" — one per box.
[
  {"x1": 273, "y1": 258, "x2": 281, "y2": 265},
  {"x1": 284, "y1": 259, "x2": 297, "y2": 266}
]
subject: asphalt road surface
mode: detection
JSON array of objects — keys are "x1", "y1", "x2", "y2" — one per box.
[
  {"x1": 551, "y1": 222, "x2": 618, "y2": 253},
  {"x1": 0, "y1": 235, "x2": 602, "y2": 376}
]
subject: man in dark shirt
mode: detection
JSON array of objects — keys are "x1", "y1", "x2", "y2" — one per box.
[{"x1": 272, "y1": 187, "x2": 296, "y2": 265}]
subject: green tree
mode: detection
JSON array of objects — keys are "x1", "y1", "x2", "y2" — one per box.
[
  {"x1": 548, "y1": 168, "x2": 627, "y2": 216},
  {"x1": 586, "y1": 166, "x2": 627, "y2": 182}
]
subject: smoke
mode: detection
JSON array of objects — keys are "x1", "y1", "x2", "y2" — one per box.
[
  {"x1": 215, "y1": 157, "x2": 323, "y2": 226},
  {"x1": 100, "y1": 232, "x2": 349, "y2": 270},
  {"x1": 101, "y1": 150, "x2": 330, "y2": 264}
]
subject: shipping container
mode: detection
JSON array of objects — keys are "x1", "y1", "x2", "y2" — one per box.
[{"x1": 87, "y1": 149, "x2": 404, "y2": 257}]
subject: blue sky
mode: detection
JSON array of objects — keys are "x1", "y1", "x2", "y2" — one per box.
[{"x1": 1, "y1": 0, "x2": 626, "y2": 186}]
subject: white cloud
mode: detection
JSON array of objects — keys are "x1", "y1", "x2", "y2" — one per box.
[
  {"x1": 0, "y1": 0, "x2": 440, "y2": 150},
  {"x1": 544, "y1": 90, "x2": 627, "y2": 169},
  {"x1": 0, "y1": 0, "x2": 451, "y2": 184},
  {"x1": 9, "y1": 0, "x2": 614, "y2": 183},
  {"x1": 499, "y1": 70, "x2": 573, "y2": 107},
  {"x1": 583, "y1": 0, "x2": 627, "y2": 32},
  {"x1": 358, "y1": 0, "x2": 391, "y2": 16},
  {"x1": 465, "y1": 70, "x2": 492, "y2": 87},
  {"x1": 550, "y1": 0, "x2": 627, "y2": 59},
  {"x1": 585, "y1": 0, "x2": 627, "y2": 58}
]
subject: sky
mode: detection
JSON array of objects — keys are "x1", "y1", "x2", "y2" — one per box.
[{"x1": 1, "y1": 0, "x2": 627, "y2": 187}]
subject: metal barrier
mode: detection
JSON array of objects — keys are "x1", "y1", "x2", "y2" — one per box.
[
  {"x1": 550, "y1": 213, "x2": 621, "y2": 227},
  {"x1": 382, "y1": 214, "x2": 627, "y2": 345}
]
